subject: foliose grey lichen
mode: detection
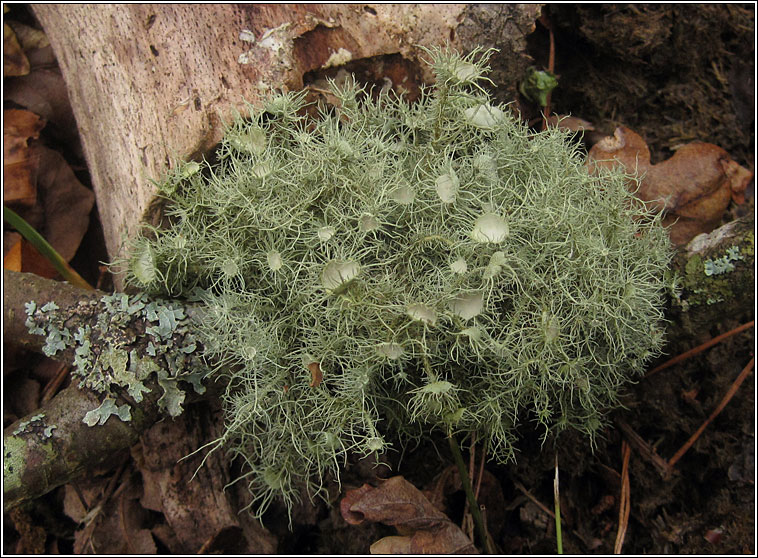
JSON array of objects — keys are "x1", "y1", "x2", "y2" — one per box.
[
  {"x1": 704, "y1": 245, "x2": 743, "y2": 276},
  {"x1": 25, "y1": 291, "x2": 210, "y2": 425}
]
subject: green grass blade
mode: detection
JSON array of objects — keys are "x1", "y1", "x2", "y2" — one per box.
[
  {"x1": 554, "y1": 453, "x2": 563, "y2": 554},
  {"x1": 4, "y1": 205, "x2": 93, "y2": 290}
]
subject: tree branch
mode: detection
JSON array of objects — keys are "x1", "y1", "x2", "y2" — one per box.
[{"x1": 3, "y1": 270, "x2": 218, "y2": 510}]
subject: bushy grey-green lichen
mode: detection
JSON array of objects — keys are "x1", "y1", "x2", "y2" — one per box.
[
  {"x1": 25, "y1": 292, "x2": 210, "y2": 424},
  {"x1": 125, "y1": 46, "x2": 674, "y2": 519}
]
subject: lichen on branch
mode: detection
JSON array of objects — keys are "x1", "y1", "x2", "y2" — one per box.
[{"x1": 23, "y1": 290, "x2": 210, "y2": 424}]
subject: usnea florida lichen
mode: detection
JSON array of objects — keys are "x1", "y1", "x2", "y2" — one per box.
[{"x1": 122, "y1": 46, "x2": 674, "y2": 519}]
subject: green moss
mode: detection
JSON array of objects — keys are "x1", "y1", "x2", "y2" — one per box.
[
  {"x1": 743, "y1": 230, "x2": 754, "y2": 257},
  {"x1": 126, "y1": 46, "x2": 674, "y2": 519},
  {"x1": 520, "y1": 66, "x2": 559, "y2": 106}
]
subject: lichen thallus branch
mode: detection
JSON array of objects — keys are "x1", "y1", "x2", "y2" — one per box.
[{"x1": 24, "y1": 46, "x2": 675, "y2": 536}]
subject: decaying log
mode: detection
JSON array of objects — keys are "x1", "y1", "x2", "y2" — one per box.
[{"x1": 32, "y1": 4, "x2": 541, "y2": 288}]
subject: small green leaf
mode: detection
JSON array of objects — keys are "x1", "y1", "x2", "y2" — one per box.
[{"x1": 520, "y1": 67, "x2": 559, "y2": 106}]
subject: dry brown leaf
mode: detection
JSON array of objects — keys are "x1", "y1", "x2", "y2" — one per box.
[
  {"x1": 4, "y1": 375, "x2": 41, "y2": 419},
  {"x1": 7, "y1": 20, "x2": 49, "y2": 50},
  {"x1": 118, "y1": 484, "x2": 158, "y2": 554},
  {"x1": 35, "y1": 146, "x2": 95, "y2": 262},
  {"x1": 5, "y1": 46, "x2": 82, "y2": 156},
  {"x1": 546, "y1": 114, "x2": 595, "y2": 133},
  {"x1": 4, "y1": 141, "x2": 94, "y2": 264},
  {"x1": 149, "y1": 523, "x2": 183, "y2": 554},
  {"x1": 308, "y1": 361, "x2": 324, "y2": 387},
  {"x1": 71, "y1": 478, "x2": 157, "y2": 555},
  {"x1": 369, "y1": 535, "x2": 414, "y2": 554},
  {"x1": 3, "y1": 109, "x2": 44, "y2": 208},
  {"x1": 4, "y1": 21, "x2": 30, "y2": 76},
  {"x1": 196, "y1": 525, "x2": 249, "y2": 554},
  {"x1": 588, "y1": 126, "x2": 752, "y2": 245},
  {"x1": 340, "y1": 476, "x2": 477, "y2": 554},
  {"x1": 20, "y1": 237, "x2": 60, "y2": 279},
  {"x1": 8, "y1": 508, "x2": 46, "y2": 554},
  {"x1": 425, "y1": 464, "x2": 507, "y2": 540},
  {"x1": 137, "y1": 411, "x2": 277, "y2": 554},
  {"x1": 62, "y1": 484, "x2": 89, "y2": 524}
]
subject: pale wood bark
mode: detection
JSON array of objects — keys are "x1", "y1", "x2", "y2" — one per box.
[{"x1": 32, "y1": 4, "x2": 540, "y2": 288}]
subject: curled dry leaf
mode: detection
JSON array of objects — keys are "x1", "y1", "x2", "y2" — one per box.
[
  {"x1": 3, "y1": 233, "x2": 23, "y2": 272},
  {"x1": 4, "y1": 108, "x2": 94, "y2": 262},
  {"x1": 546, "y1": 114, "x2": 595, "y2": 133},
  {"x1": 588, "y1": 126, "x2": 752, "y2": 245},
  {"x1": 4, "y1": 235, "x2": 63, "y2": 279},
  {"x1": 7, "y1": 20, "x2": 50, "y2": 50},
  {"x1": 425, "y1": 464, "x2": 506, "y2": 540},
  {"x1": 308, "y1": 361, "x2": 324, "y2": 387},
  {"x1": 340, "y1": 476, "x2": 477, "y2": 554}
]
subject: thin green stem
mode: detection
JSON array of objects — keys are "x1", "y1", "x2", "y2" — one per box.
[
  {"x1": 448, "y1": 434, "x2": 492, "y2": 553},
  {"x1": 4, "y1": 206, "x2": 93, "y2": 290},
  {"x1": 554, "y1": 452, "x2": 563, "y2": 554}
]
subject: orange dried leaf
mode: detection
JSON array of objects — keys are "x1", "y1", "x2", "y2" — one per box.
[
  {"x1": 3, "y1": 236, "x2": 58, "y2": 278},
  {"x1": 5, "y1": 46, "x2": 81, "y2": 156},
  {"x1": 21, "y1": 238, "x2": 61, "y2": 279},
  {"x1": 588, "y1": 126, "x2": 752, "y2": 245},
  {"x1": 340, "y1": 483, "x2": 374, "y2": 525},
  {"x1": 369, "y1": 535, "x2": 412, "y2": 554},
  {"x1": 4, "y1": 237, "x2": 22, "y2": 272}
]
